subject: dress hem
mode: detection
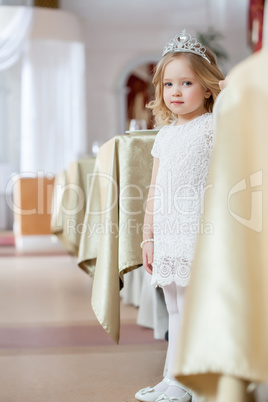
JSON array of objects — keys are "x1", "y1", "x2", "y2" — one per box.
[{"x1": 151, "y1": 277, "x2": 190, "y2": 288}]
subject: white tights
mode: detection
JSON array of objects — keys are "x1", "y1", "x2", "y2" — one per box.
[{"x1": 153, "y1": 282, "x2": 187, "y2": 397}]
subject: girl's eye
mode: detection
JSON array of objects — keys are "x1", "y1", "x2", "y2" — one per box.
[
  {"x1": 183, "y1": 81, "x2": 192, "y2": 86},
  {"x1": 164, "y1": 82, "x2": 172, "y2": 87}
]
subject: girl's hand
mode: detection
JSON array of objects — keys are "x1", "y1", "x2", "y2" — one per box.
[{"x1": 142, "y1": 242, "x2": 154, "y2": 275}]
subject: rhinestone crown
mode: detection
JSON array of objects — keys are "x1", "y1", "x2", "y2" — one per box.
[{"x1": 162, "y1": 29, "x2": 211, "y2": 64}]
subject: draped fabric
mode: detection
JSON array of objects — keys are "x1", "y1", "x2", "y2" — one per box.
[
  {"x1": 0, "y1": 7, "x2": 87, "y2": 175},
  {"x1": 174, "y1": 46, "x2": 268, "y2": 401},
  {"x1": 20, "y1": 40, "x2": 87, "y2": 174},
  {"x1": 51, "y1": 157, "x2": 96, "y2": 255},
  {"x1": 77, "y1": 134, "x2": 156, "y2": 343},
  {"x1": 0, "y1": 7, "x2": 33, "y2": 228},
  {"x1": 0, "y1": 7, "x2": 33, "y2": 71}
]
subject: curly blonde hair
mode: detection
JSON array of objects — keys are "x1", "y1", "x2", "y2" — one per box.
[{"x1": 147, "y1": 47, "x2": 225, "y2": 126}]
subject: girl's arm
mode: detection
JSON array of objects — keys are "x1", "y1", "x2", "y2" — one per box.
[{"x1": 142, "y1": 157, "x2": 159, "y2": 275}]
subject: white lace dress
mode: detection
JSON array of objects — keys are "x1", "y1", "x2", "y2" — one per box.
[{"x1": 151, "y1": 113, "x2": 213, "y2": 288}]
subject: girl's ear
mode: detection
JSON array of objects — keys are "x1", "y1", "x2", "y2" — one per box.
[{"x1": 205, "y1": 89, "x2": 212, "y2": 99}]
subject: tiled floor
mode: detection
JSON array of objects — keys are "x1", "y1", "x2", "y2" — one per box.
[{"x1": 0, "y1": 248, "x2": 167, "y2": 401}]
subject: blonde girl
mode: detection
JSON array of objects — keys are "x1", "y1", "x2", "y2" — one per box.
[{"x1": 135, "y1": 30, "x2": 224, "y2": 402}]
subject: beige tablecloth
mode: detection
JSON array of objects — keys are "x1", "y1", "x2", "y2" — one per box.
[
  {"x1": 77, "y1": 134, "x2": 156, "y2": 343},
  {"x1": 174, "y1": 48, "x2": 268, "y2": 401},
  {"x1": 51, "y1": 157, "x2": 96, "y2": 256}
]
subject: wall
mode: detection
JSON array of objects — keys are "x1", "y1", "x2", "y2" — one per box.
[{"x1": 60, "y1": 0, "x2": 251, "y2": 153}]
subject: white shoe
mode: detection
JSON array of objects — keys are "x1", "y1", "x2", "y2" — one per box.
[
  {"x1": 155, "y1": 391, "x2": 192, "y2": 402},
  {"x1": 135, "y1": 378, "x2": 172, "y2": 402}
]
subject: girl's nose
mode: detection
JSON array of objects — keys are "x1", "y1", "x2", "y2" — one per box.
[{"x1": 172, "y1": 85, "x2": 182, "y2": 96}]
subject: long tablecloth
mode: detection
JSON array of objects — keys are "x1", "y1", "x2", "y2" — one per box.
[
  {"x1": 78, "y1": 134, "x2": 156, "y2": 343},
  {"x1": 174, "y1": 48, "x2": 268, "y2": 401},
  {"x1": 51, "y1": 157, "x2": 96, "y2": 256}
]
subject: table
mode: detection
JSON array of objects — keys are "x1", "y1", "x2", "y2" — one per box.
[
  {"x1": 51, "y1": 157, "x2": 96, "y2": 256},
  {"x1": 77, "y1": 134, "x2": 156, "y2": 343},
  {"x1": 51, "y1": 134, "x2": 168, "y2": 344}
]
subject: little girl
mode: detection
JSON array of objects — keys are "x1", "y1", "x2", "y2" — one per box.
[{"x1": 135, "y1": 30, "x2": 224, "y2": 402}]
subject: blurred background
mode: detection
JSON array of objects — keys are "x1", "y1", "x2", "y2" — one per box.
[{"x1": 0, "y1": 0, "x2": 263, "y2": 238}]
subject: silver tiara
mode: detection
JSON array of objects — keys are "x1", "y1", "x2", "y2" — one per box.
[{"x1": 162, "y1": 29, "x2": 211, "y2": 64}]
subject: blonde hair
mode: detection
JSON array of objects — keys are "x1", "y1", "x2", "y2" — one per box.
[{"x1": 147, "y1": 47, "x2": 225, "y2": 126}]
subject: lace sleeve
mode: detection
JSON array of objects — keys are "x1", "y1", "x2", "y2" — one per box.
[
  {"x1": 151, "y1": 127, "x2": 165, "y2": 158},
  {"x1": 151, "y1": 134, "x2": 160, "y2": 158}
]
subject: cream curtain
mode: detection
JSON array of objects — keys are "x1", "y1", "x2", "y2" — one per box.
[
  {"x1": 20, "y1": 40, "x2": 87, "y2": 174},
  {"x1": 0, "y1": 6, "x2": 33, "y2": 71},
  {"x1": 0, "y1": 7, "x2": 33, "y2": 229}
]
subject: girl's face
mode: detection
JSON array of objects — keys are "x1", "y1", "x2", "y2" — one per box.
[{"x1": 163, "y1": 56, "x2": 211, "y2": 123}]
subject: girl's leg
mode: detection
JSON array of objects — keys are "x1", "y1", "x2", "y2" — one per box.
[
  {"x1": 135, "y1": 282, "x2": 188, "y2": 401},
  {"x1": 147, "y1": 282, "x2": 183, "y2": 394},
  {"x1": 163, "y1": 282, "x2": 187, "y2": 398}
]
